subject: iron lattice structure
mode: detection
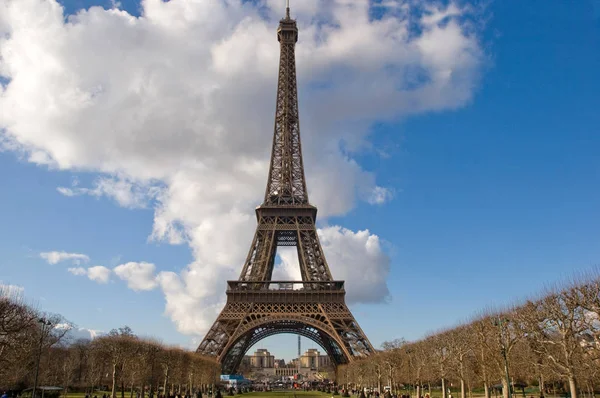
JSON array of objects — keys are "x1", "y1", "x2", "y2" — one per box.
[{"x1": 197, "y1": 6, "x2": 375, "y2": 374}]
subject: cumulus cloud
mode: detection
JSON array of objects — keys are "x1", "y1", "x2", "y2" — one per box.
[
  {"x1": 156, "y1": 271, "x2": 225, "y2": 335},
  {"x1": 40, "y1": 251, "x2": 90, "y2": 265},
  {"x1": 319, "y1": 227, "x2": 391, "y2": 303},
  {"x1": 87, "y1": 266, "x2": 112, "y2": 283},
  {"x1": 0, "y1": 0, "x2": 483, "y2": 336},
  {"x1": 114, "y1": 261, "x2": 158, "y2": 291},
  {"x1": 68, "y1": 266, "x2": 111, "y2": 283},
  {"x1": 274, "y1": 227, "x2": 390, "y2": 304}
]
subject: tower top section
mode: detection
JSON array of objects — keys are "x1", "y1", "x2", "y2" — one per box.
[
  {"x1": 263, "y1": 0, "x2": 307, "y2": 206},
  {"x1": 277, "y1": 0, "x2": 298, "y2": 43}
]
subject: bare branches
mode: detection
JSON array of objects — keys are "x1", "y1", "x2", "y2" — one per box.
[
  {"x1": 0, "y1": 296, "x2": 219, "y2": 392},
  {"x1": 341, "y1": 275, "x2": 600, "y2": 398}
]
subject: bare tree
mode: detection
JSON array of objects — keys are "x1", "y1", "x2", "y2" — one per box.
[
  {"x1": 96, "y1": 326, "x2": 138, "y2": 398},
  {"x1": 471, "y1": 315, "x2": 495, "y2": 398},
  {"x1": 0, "y1": 289, "x2": 37, "y2": 382},
  {"x1": 159, "y1": 346, "x2": 183, "y2": 396},
  {"x1": 521, "y1": 289, "x2": 587, "y2": 398},
  {"x1": 576, "y1": 274, "x2": 600, "y2": 360},
  {"x1": 481, "y1": 311, "x2": 523, "y2": 398},
  {"x1": 428, "y1": 332, "x2": 450, "y2": 398},
  {"x1": 447, "y1": 325, "x2": 473, "y2": 398}
]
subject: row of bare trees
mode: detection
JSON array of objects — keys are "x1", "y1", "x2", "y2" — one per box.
[
  {"x1": 338, "y1": 274, "x2": 600, "y2": 398},
  {"x1": 0, "y1": 287, "x2": 219, "y2": 396}
]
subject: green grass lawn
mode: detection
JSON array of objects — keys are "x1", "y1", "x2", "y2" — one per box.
[
  {"x1": 245, "y1": 393, "x2": 332, "y2": 396},
  {"x1": 65, "y1": 392, "x2": 332, "y2": 398},
  {"x1": 66, "y1": 393, "x2": 111, "y2": 398}
]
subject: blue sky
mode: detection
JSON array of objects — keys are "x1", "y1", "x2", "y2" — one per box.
[{"x1": 0, "y1": 0, "x2": 599, "y2": 362}]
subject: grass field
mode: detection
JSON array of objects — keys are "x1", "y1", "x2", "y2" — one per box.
[
  {"x1": 64, "y1": 392, "x2": 334, "y2": 398},
  {"x1": 62, "y1": 392, "x2": 593, "y2": 398},
  {"x1": 63, "y1": 393, "x2": 333, "y2": 398},
  {"x1": 229, "y1": 394, "x2": 330, "y2": 397},
  {"x1": 60, "y1": 390, "x2": 537, "y2": 398}
]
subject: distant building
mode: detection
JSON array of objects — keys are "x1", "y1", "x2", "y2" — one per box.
[
  {"x1": 300, "y1": 348, "x2": 330, "y2": 369},
  {"x1": 248, "y1": 350, "x2": 333, "y2": 381},
  {"x1": 250, "y1": 349, "x2": 275, "y2": 368},
  {"x1": 275, "y1": 367, "x2": 297, "y2": 376}
]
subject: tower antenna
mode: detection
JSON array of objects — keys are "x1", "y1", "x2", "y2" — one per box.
[{"x1": 286, "y1": 0, "x2": 290, "y2": 19}]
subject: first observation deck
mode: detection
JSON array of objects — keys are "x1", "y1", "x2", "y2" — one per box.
[{"x1": 226, "y1": 280, "x2": 346, "y2": 303}]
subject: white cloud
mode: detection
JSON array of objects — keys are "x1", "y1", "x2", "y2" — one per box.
[
  {"x1": 57, "y1": 176, "x2": 159, "y2": 209},
  {"x1": 113, "y1": 261, "x2": 158, "y2": 291},
  {"x1": 87, "y1": 266, "x2": 111, "y2": 283},
  {"x1": 156, "y1": 271, "x2": 225, "y2": 336},
  {"x1": 69, "y1": 265, "x2": 111, "y2": 284},
  {"x1": 67, "y1": 267, "x2": 87, "y2": 276},
  {"x1": 40, "y1": 251, "x2": 90, "y2": 265},
  {"x1": 318, "y1": 226, "x2": 391, "y2": 304},
  {"x1": 56, "y1": 323, "x2": 103, "y2": 341},
  {"x1": 57, "y1": 187, "x2": 76, "y2": 197},
  {"x1": 0, "y1": 0, "x2": 483, "y2": 336},
  {"x1": 275, "y1": 227, "x2": 391, "y2": 304},
  {"x1": 367, "y1": 186, "x2": 394, "y2": 205},
  {"x1": 73, "y1": 327, "x2": 102, "y2": 340},
  {"x1": 272, "y1": 247, "x2": 303, "y2": 282},
  {"x1": 0, "y1": 282, "x2": 25, "y2": 299}
]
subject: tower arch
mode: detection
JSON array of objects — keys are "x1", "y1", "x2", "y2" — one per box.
[{"x1": 220, "y1": 318, "x2": 349, "y2": 374}]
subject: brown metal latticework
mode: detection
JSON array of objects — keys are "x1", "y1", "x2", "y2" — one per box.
[{"x1": 196, "y1": 5, "x2": 375, "y2": 374}]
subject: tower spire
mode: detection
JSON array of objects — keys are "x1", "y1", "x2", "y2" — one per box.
[
  {"x1": 286, "y1": 0, "x2": 290, "y2": 19},
  {"x1": 263, "y1": 0, "x2": 305, "y2": 206}
]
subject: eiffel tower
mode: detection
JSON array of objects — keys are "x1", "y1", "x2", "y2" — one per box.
[{"x1": 197, "y1": 2, "x2": 375, "y2": 374}]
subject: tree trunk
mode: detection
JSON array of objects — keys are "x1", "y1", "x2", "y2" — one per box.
[
  {"x1": 131, "y1": 383, "x2": 134, "y2": 398},
  {"x1": 538, "y1": 375, "x2": 544, "y2": 397},
  {"x1": 112, "y1": 363, "x2": 118, "y2": 398},
  {"x1": 480, "y1": 347, "x2": 490, "y2": 398},
  {"x1": 568, "y1": 376, "x2": 578, "y2": 398},
  {"x1": 163, "y1": 368, "x2": 169, "y2": 398},
  {"x1": 416, "y1": 385, "x2": 421, "y2": 398},
  {"x1": 501, "y1": 377, "x2": 509, "y2": 398},
  {"x1": 442, "y1": 378, "x2": 447, "y2": 398},
  {"x1": 586, "y1": 382, "x2": 592, "y2": 398},
  {"x1": 467, "y1": 379, "x2": 472, "y2": 398},
  {"x1": 122, "y1": 380, "x2": 126, "y2": 398},
  {"x1": 63, "y1": 371, "x2": 70, "y2": 398},
  {"x1": 459, "y1": 359, "x2": 465, "y2": 398}
]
